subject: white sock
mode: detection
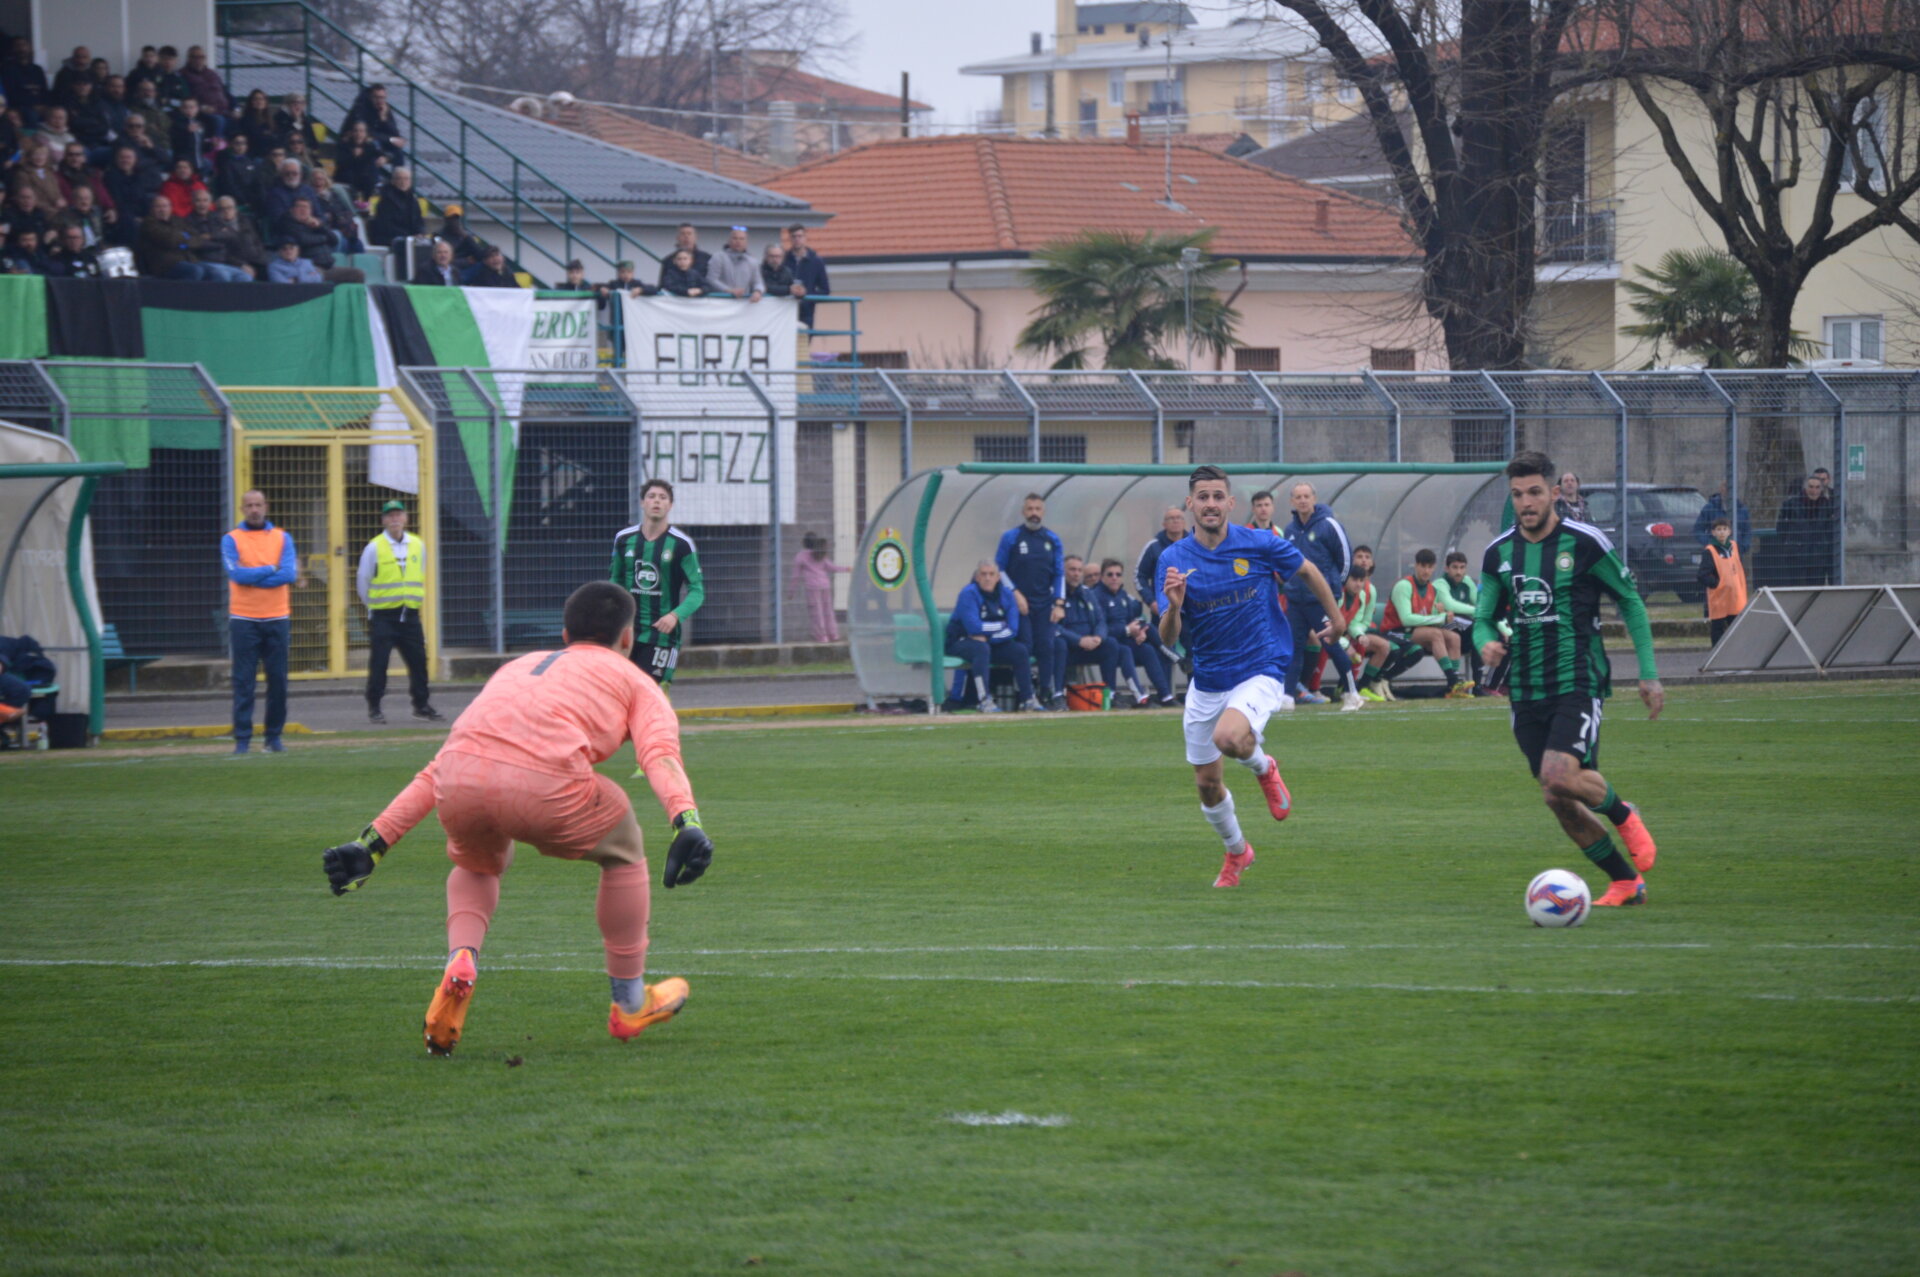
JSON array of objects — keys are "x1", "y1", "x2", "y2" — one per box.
[
  {"x1": 973, "y1": 676, "x2": 990, "y2": 703},
  {"x1": 1236, "y1": 751, "x2": 1270, "y2": 776},
  {"x1": 609, "y1": 974, "x2": 645, "y2": 1014},
  {"x1": 1201, "y1": 793, "x2": 1243, "y2": 852}
]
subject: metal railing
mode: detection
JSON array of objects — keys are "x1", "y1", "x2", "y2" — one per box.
[
  {"x1": 215, "y1": 0, "x2": 659, "y2": 283},
  {"x1": 1540, "y1": 199, "x2": 1618, "y2": 265}
]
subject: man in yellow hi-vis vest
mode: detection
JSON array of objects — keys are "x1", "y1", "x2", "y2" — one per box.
[{"x1": 358, "y1": 499, "x2": 443, "y2": 724}]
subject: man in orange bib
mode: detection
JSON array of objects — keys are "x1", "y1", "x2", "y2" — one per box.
[
  {"x1": 222, "y1": 489, "x2": 298, "y2": 755},
  {"x1": 321, "y1": 581, "x2": 716, "y2": 1056}
]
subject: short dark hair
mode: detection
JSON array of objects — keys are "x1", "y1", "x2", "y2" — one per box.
[
  {"x1": 1505, "y1": 450, "x2": 1555, "y2": 482},
  {"x1": 1188, "y1": 464, "x2": 1229, "y2": 491},
  {"x1": 158, "y1": 45, "x2": 178, "y2": 57},
  {"x1": 563, "y1": 581, "x2": 635, "y2": 648},
  {"x1": 1100, "y1": 557, "x2": 1124, "y2": 573},
  {"x1": 1414, "y1": 548, "x2": 1438, "y2": 567},
  {"x1": 788, "y1": 223, "x2": 807, "y2": 235},
  {"x1": 1710, "y1": 516, "x2": 1732, "y2": 531},
  {"x1": 1353, "y1": 544, "x2": 1372, "y2": 556},
  {"x1": 1064, "y1": 554, "x2": 1083, "y2": 567},
  {"x1": 1251, "y1": 489, "x2": 1273, "y2": 504},
  {"x1": 1445, "y1": 550, "x2": 1467, "y2": 566},
  {"x1": 641, "y1": 478, "x2": 674, "y2": 501}
]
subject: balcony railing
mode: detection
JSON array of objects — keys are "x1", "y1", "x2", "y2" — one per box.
[{"x1": 1540, "y1": 200, "x2": 1617, "y2": 265}]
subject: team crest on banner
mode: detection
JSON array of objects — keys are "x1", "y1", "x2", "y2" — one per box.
[
  {"x1": 868, "y1": 529, "x2": 909, "y2": 591},
  {"x1": 621, "y1": 294, "x2": 799, "y2": 525}
]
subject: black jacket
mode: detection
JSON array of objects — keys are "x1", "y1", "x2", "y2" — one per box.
[
  {"x1": 760, "y1": 260, "x2": 794, "y2": 294},
  {"x1": 274, "y1": 214, "x2": 336, "y2": 268},
  {"x1": 366, "y1": 185, "x2": 425, "y2": 243},
  {"x1": 463, "y1": 261, "x2": 519, "y2": 288},
  {"x1": 658, "y1": 248, "x2": 710, "y2": 289},
  {"x1": 411, "y1": 260, "x2": 458, "y2": 286},
  {"x1": 658, "y1": 262, "x2": 711, "y2": 296}
]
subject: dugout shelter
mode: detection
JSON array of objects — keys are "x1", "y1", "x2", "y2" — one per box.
[{"x1": 852, "y1": 462, "x2": 1507, "y2": 708}]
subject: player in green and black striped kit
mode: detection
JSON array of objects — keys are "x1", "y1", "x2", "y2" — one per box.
[
  {"x1": 1473, "y1": 451, "x2": 1663, "y2": 908},
  {"x1": 610, "y1": 478, "x2": 705, "y2": 690}
]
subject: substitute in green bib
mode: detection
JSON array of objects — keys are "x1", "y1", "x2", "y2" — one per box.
[
  {"x1": 1473, "y1": 452, "x2": 1661, "y2": 909},
  {"x1": 610, "y1": 478, "x2": 705, "y2": 690},
  {"x1": 358, "y1": 499, "x2": 443, "y2": 725}
]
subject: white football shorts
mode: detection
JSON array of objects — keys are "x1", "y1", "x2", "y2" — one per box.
[{"x1": 1181, "y1": 673, "x2": 1292, "y2": 766}]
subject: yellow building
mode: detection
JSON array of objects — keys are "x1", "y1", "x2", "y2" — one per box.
[{"x1": 960, "y1": 1, "x2": 1365, "y2": 147}]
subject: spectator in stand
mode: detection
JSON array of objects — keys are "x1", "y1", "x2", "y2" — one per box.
[
  {"x1": 365, "y1": 166, "x2": 425, "y2": 249},
  {"x1": 1378, "y1": 547, "x2": 1469, "y2": 697},
  {"x1": 46, "y1": 222, "x2": 101, "y2": 276},
  {"x1": 791, "y1": 531, "x2": 850, "y2": 642},
  {"x1": 657, "y1": 223, "x2": 709, "y2": 290},
  {"x1": 97, "y1": 76, "x2": 131, "y2": 159},
  {"x1": 0, "y1": 91, "x2": 20, "y2": 159},
  {"x1": 148, "y1": 46, "x2": 188, "y2": 109},
  {"x1": 124, "y1": 46, "x2": 161, "y2": 97},
  {"x1": 1774, "y1": 472, "x2": 1837, "y2": 586},
  {"x1": 708, "y1": 225, "x2": 761, "y2": 300},
  {"x1": 942, "y1": 560, "x2": 1034, "y2": 714},
  {"x1": 233, "y1": 88, "x2": 278, "y2": 152},
  {"x1": 35, "y1": 104, "x2": 76, "y2": 149},
  {"x1": 178, "y1": 46, "x2": 229, "y2": 125},
  {"x1": 263, "y1": 158, "x2": 318, "y2": 227},
  {"x1": 308, "y1": 168, "x2": 362, "y2": 253},
  {"x1": 995, "y1": 492, "x2": 1067, "y2": 710},
  {"x1": 658, "y1": 247, "x2": 709, "y2": 296},
  {"x1": 1696, "y1": 514, "x2": 1748, "y2": 646},
  {"x1": 436, "y1": 206, "x2": 485, "y2": 270},
  {"x1": 1053, "y1": 555, "x2": 1119, "y2": 703},
  {"x1": 213, "y1": 195, "x2": 269, "y2": 277},
  {"x1": 597, "y1": 258, "x2": 653, "y2": 308},
  {"x1": 1, "y1": 227, "x2": 50, "y2": 274},
  {"x1": 411, "y1": 237, "x2": 458, "y2": 285},
  {"x1": 1, "y1": 37, "x2": 49, "y2": 123},
  {"x1": 562, "y1": 259, "x2": 588, "y2": 290},
  {"x1": 1091, "y1": 556, "x2": 1175, "y2": 706},
  {"x1": 127, "y1": 79, "x2": 171, "y2": 145},
  {"x1": 1245, "y1": 490, "x2": 1276, "y2": 531},
  {"x1": 1812, "y1": 466, "x2": 1833, "y2": 499},
  {"x1": 345, "y1": 83, "x2": 407, "y2": 161},
  {"x1": 332, "y1": 118, "x2": 388, "y2": 198},
  {"x1": 1554, "y1": 472, "x2": 1590, "y2": 524},
  {"x1": 10, "y1": 139, "x2": 64, "y2": 212},
  {"x1": 784, "y1": 223, "x2": 829, "y2": 326},
  {"x1": 215, "y1": 131, "x2": 268, "y2": 215},
  {"x1": 119, "y1": 112, "x2": 171, "y2": 172},
  {"x1": 55, "y1": 184, "x2": 106, "y2": 245},
  {"x1": 50, "y1": 46, "x2": 93, "y2": 104},
  {"x1": 267, "y1": 236, "x2": 324, "y2": 283},
  {"x1": 170, "y1": 97, "x2": 219, "y2": 174},
  {"x1": 273, "y1": 91, "x2": 321, "y2": 154},
  {"x1": 63, "y1": 80, "x2": 111, "y2": 155},
  {"x1": 137, "y1": 193, "x2": 248, "y2": 281},
  {"x1": 463, "y1": 244, "x2": 519, "y2": 288},
  {"x1": 276, "y1": 195, "x2": 340, "y2": 259},
  {"x1": 101, "y1": 146, "x2": 158, "y2": 244},
  {"x1": 758, "y1": 243, "x2": 792, "y2": 296},
  {"x1": 159, "y1": 157, "x2": 207, "y2": 217},
  {"x1": 182, "y1": 185, "x2": 237, "y2": 272},
  {"x1": 1135, "y1": 505, "x2": 1187, "y2": 616},
  {"x1": 55, "y1": 142, "x2": 105, "y2": 204},
  {"x1": 3, "y1": 185, "x2": 52, "y2": 240},
  {"x1": 1281, "y1": 481, "x2": 1360, "y2": 709}
]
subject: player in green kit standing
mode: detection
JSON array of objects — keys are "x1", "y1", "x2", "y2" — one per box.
[
  {"x1": 1473, "y1": 451, "x2": 1663, "y2": 907},
  {"x1": 611, "y1": 478, "x2": 705, "y2": 691}
]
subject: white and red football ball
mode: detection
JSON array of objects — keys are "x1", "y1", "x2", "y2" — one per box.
[{"x1": 1525, "y1": 869, "x2": 1590, "y2": 927}]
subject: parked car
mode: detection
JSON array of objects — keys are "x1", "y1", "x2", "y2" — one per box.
[{"x1": 1579, "y1": 483, "x2": 1708, "y2": 601}]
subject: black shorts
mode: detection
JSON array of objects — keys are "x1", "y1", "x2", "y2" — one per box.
[
  {"x1": 631, "y1": 641, "x2": 680, "y2": 686},
  {"x1": 1511, "y1": 692, "x2": 1604, "y2": 777}
]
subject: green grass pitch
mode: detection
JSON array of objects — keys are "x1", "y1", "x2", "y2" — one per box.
[{"x1": 5, "y1": 682, "x2": 1919, "y2": 1275}]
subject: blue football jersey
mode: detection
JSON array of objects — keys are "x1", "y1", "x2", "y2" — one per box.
[{"x1": 1156, "y1": 523, "x2": 1306, "y2": 692}]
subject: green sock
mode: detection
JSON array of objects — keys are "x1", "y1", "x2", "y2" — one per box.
[
  {"x1": 1440, "y1": 658, "x2": 1458, "y2": 673},
  {"x1": 1581, "y1": 834, "x2": 1636, "y2": 881},
  {"x1": 1363, "y1": 663, "x2": 1381, "y2": 683},
  {"x1": 1588, "y1": 784, "x2": 1633, "y2": 827}
]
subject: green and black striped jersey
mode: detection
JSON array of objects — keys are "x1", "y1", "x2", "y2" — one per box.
[
  {"x1": 1472, "y1": 518, "x2": 1657, "y2": 703},
  {"x1": 609, "y1": 524, "x2": 705, "y2": 649}
]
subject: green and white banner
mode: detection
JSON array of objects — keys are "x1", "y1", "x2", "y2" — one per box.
[
  {"x1": 618, "y1": 294, "x2": 799, "y2": 525},
  {"x1": 530, "y1": 297, "x2": 597, "y2": 371}
]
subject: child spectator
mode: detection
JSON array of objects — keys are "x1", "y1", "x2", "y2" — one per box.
[
  {"x1": 792, "y1": 532, "x2": 850, "y2": 643},
  {"x1": 1697, "y1": 515, "x2": 1748, "y2": 645},
  {"x1": 658, "y1": 247, "x2": 709, "y2": 296}
]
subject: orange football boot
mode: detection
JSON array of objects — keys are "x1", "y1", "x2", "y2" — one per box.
[
  {"x1": 608, "y1": 977, "x2": 691, "y2": 1041},
  {"x1": 1593, "y1": 876, "x2": 1647, "y2": 907},
  {"x1": 423, "y1": 947, "x2": 478, "y2": 1057},
  {"x1": 1213, "y1": 843, "x2": 1255, "y2": 888},
  {"x1": 1618, "y1": 804, "x2": 1657, "y2": 873},
  {"x1": 1255, "y1": 755, "x2": 1292, "y2": 821}
]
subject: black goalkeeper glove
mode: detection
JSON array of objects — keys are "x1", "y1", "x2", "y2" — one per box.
[
  {"x1": 323, "y1": 826, "x2": 390, "y2": 896},
  {"x1": 663, "y1": 808, "x2": 713, "y2": 889}
]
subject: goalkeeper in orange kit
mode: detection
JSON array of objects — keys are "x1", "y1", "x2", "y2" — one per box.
[{"x1": 321, "y1": 581, "x2": 716, "y2": 1056}]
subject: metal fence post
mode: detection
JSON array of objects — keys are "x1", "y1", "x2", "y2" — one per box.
[
  {"x1": 1362, "y1": 369, "x2": 1399, "y2": 460},
  {"x1": 460, "y1": 368, "x2": 505, "y2": 653},
  {"x1": 1699, "y1": 371, "x2": 1738, "y2": 567},
  {"x1": 1480, "y1": 369, "x2": 1516, "y2": 458},
  {"x1": 1245, "y1": 372, "x2": 1284, "y2": 464},
  {"x1": 1126, "y1": 370, "x2": 1164, "y2": 464},
  {"x1": 1590, "y1": 371, "x2": 1628, "y2": 568},
  {"x1": 743, "y1": 373, "x2": 784, "y2": 644},
  {"x1": 29, "y1": 361, "x2": 69, "y2": 438},
  {"x1": 875, "y1": 369, "x2": 912, "y2": 479},
  {"x1": 1810, "y1": 370, "x2": 1846, "y2": 584},
  {"x1": 1004, "y1": 371, "x2": 1041, "y2": 463}
]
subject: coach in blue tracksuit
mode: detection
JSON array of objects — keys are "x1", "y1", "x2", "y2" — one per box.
[
  {"x1": 1092, "y1": 556, "x2": 1174, "y2": 704},
  {"x1": 944, "y1": 560, "x2": 1035, "y2": 711},
  {"x1": 995, "y1": 492, "x2": 1065, "y2": 708},
  {"x1": 1281, "y1": 481, "x2": 1357, "y2": 702},
  {"x1": 1051, "y1": 556, "x2": 1118, "y2": 695}
]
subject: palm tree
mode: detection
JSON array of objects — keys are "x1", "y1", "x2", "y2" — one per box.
[
  {"x1": 1619, "y1": 248, "x2": 1818, "y2": 368},
  {"x1": 1016, "y1": 229, "x2": 1241, "y2": 370}
]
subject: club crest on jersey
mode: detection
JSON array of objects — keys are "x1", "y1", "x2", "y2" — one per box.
[
  {"x1": 1233, "y1": 558, "x2": 1250, "y2": 576},
  {"x1": 1556, "y1": 551, "x2": 1573, "y2": 572},
  {"x1": 1514, "y1": 575, "x2": 1555, "y2": 619},
  {"x1": 635, "y1": 563, "x2": 661, "y2": 591}
]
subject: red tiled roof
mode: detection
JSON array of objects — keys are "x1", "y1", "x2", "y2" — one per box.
[
  {"x1": 764, "y1": 135, "x2": 1414, "y2": 260},
  {"x1": 546, "y1": 102, "x2": 780, "y2": 184}
]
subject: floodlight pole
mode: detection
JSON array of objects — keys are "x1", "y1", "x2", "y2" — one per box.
[{"x1": 1178, "y1": 246, "x2": 1200, "y2": 371}]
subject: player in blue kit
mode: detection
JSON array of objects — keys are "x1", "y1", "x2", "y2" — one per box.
[{"x1": 1158, "y1": 465, "x2": 1345, "y2": 887}]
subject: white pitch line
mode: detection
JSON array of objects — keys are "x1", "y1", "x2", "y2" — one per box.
[
  {"x1": 0, "y1": 956, "x2": 1910, "y2": 1004},
  {"x1": 946, "y1": 1112, "x2": 1070, "y2": 1127}
]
